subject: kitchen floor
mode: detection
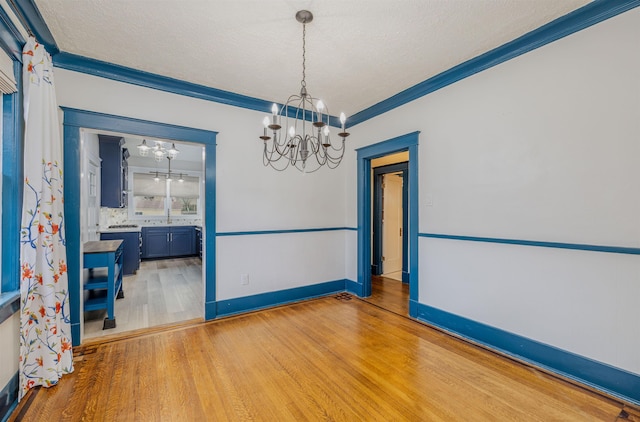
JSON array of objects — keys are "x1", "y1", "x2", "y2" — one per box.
[{"x1": 83, "y1": 256, "x2": 203, "y2": 339}]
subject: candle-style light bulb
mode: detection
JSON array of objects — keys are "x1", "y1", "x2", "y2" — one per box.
[
  {"x1": 323, "y1": 126, "x2": 329, "y2": 137},
  {"x1": 271, "y1": 103, "x2": 278, "y2": 125},
  {"x1": 340, "y1": 112, "x2": 346, "y2": 131},
  {"x1": 262, "y1": 116, "x2": 270, "y2": 136},
  {"x1": 289, "y1": 126, "x2": 295, "y2": 137},
  {"x1": 316, "y1": 100, "x2": 324, "y2": 123}
]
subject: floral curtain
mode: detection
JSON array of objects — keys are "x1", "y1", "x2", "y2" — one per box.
[{"x1": 19, "y1": 37, "x2": 73, "y2": 400}]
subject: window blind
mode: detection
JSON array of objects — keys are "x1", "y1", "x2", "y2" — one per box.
[{"x1": 0, "y1": 49, "x2": 17, "y2": 94}]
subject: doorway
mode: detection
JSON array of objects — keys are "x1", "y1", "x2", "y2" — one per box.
[
  {"x1": 62, "y1": 108, "x2": 217, "y2": 346},
  {"x1": 80, "y1": 131, "x2": 206, "y2": 339},
  {"x1": 356, "y1": 131, "x2": 419, "y2": 318},
  {"x1": 372, "y1": 162, "x2": 408, "y2": 282}
]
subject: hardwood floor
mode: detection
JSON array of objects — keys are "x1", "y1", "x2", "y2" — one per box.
[
  {"x1": 83, "y1": 257, "x2": 203, "y2": 339},
  {"x1": 362, "y1": 275, "x2": 409, "y2": 316},
  {"x1": 11, "y1": 295, "x2": 637, "y2": 421}
]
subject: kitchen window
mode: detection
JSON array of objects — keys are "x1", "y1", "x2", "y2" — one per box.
[{"x1": 130, "y1": 170, "x2": 201, "y2": 220}]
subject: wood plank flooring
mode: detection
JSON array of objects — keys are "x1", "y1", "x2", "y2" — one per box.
[
  {"x1": 83, "y1": 257, "x2": 203, "y2": 339},
  {"x1": 362, "y1": 275, "x2": 409, "y2": 316},
  {"x1": 11, "y1": 295, "x2": 637, "y2": 421}
]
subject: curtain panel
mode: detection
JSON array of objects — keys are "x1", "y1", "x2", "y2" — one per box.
[{"x1": 19, "y1": 37, "x2": 73, "y2": 399}]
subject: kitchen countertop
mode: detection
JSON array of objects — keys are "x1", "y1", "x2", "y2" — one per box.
[
  {"x1": 99, "y1": 226, "x2": 142, "y2": 233},
  {"x1": 99, "y1": 224, "x2": 201, "y2": 233}
]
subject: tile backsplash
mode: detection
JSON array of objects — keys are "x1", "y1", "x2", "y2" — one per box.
[{"x1": 100, "y1": 207, "x2": 202, "y2": 227}]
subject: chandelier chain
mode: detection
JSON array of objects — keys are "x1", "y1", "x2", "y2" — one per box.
[{"x1": 301, "y1": 22, "x2": 306, "y2": 90}]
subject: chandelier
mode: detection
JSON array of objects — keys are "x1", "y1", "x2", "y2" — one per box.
[
  {"x1": 137, "y1": 139, "x2": 180, "y2": 162},
  {"x1": 259, "y1": 10, "x2": 349, "y2": 172}
]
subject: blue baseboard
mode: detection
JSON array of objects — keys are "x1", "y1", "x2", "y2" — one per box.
[
  {"x1": 215, "y1": 280, "x2": 347, "y2": 317},
  {"x1": 204, "y1": 300, "x2": 217, "y2": 320},
  {"x1": 345, "y1": 279, "x2": 364, "y2": 296},
  {"x1": 0, "y1": 372, "x2": 18, "y2": 422},
  {"x1": 416, "y1": 303, "x2": 640, "y2": 406}
]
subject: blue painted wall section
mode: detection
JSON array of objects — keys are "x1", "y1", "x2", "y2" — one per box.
[
  {"x1": 216, "y1": 280, "x2": 346, "y2": 317},
  {"x1": 61, "y1": 108, "x2": 217, "y2": 345},
  {"x1": 416, "y1": 303, "x2": 640, "y2": 406}
]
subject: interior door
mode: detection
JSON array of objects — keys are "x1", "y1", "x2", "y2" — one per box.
[{"x1": 382, "y1": 172, "x2": 403, "y2": 275}]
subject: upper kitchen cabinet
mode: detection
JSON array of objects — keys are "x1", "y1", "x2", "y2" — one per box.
[{"x1": 99, "y1": 135, "x2": 129, "y2": 208}]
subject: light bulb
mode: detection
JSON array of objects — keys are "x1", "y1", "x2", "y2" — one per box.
[
  {"x1": 340, "y1": 112, "x2": 346, "y2": 131},
  {"x1": 263, "y1": 116, "x2": 269, "y2": 127},
  {"x1": 289, "y1": 126, "x2": 295, "y2": 137},
  {"x1": 323, "y1": 126, "x2": 329, "y2": 136},
  {"x1": 316, "y1": 100, "x2": 324, "y2": 123},
  {"x1": 271, "y1": 103, "x2": 278, "y2": 125}
]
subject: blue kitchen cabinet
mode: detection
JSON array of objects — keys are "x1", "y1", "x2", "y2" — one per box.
[
  {"x1": 142, "y1": 227, "x2": 171, "y2": 258},
  {"x1": 99, "y1": 135, "x2": 129, "y2": 208},
  {"x1": 142, "y1": 226, "x2": 196, "y2": 259},
  {"x1": 170, "y1": 226, "x2": 196, "y2": 256},
  {"x1": 100, "y1": 231, "x2": 141, "y2": 275},
  {"x1": 195, "y1": 227, "x2": 202, "y2": 259}
]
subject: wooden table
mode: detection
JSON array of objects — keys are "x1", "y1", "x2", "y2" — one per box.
[{"x1": 83, "y1": 240, "x2": 124, "y2": 329}]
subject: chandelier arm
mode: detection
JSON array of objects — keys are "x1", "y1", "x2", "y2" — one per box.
[
  {"x1": 264, "y1": 142, "x2": 292, "y2": 170},
  {"x1": 264, "y1": 135, "x2": 294, "y2": 166},
  {"x1": 271, "y1": 133, "x2": 290, "y2": 158}
]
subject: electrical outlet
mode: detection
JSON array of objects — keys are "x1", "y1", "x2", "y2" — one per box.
[{"x1": 240, "y1": 274, "x2": 249, "y2": 285}]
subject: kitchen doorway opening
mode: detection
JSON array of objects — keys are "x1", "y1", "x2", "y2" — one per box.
[
  {"x1": 62, "y1": 108, "x2": 217, "y2": 346},
  {"x1": 81, "y1": 131, "x2": 206, "y2": 340}
]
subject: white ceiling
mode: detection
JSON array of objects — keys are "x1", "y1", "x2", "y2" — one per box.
[{"x1": 36, "y1": 0, "x2": 591, "y2": 117}]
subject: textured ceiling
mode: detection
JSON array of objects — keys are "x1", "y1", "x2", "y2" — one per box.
[{"x1": 35, "y1": 0, "x2": 591, "y2": 117}]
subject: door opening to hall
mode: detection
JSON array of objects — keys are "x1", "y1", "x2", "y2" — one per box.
[{"x1": 372, "y1": 154, "x2": 408, "y2": 283}]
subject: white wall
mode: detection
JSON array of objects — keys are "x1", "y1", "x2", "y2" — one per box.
[
  {"x1": 347, "y1": 8, "x2": 640, "y2": 375},
  {"x1": 54, "y1": 69, "x2": 347, "y2": 300},
  {"x1": 0, "y1": 312, "x2": 19, "y2": 388}
]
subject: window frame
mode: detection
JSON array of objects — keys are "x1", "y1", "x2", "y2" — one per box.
[
  {"x1": 0, "y1": 10, "x2": 24, "y2": 312},
  {"x1": 127, "y1": 165, "x2": 203, "y2": 222}
]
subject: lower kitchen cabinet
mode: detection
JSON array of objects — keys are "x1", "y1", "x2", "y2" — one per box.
[
  {"x1": 141, "y1": 226, "x2": 196, "y2": 259},
  {"x1": 195, "y1": 227, "x2": 202, "y2": 259},
  {"x1": 100, "y1": 231, "x2": 141, "y2": 275}
]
